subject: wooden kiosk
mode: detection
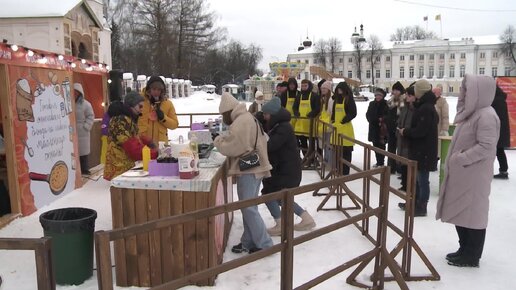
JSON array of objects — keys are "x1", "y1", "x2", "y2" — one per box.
[
  {"x1": 109, "y1": 162, "x2": 233, "y2": 287},
  {"x1": 0, "y1": 43, "x2": 108, "y2": 227}
]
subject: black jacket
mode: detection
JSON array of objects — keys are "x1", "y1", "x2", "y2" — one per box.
[
  {"x1": 280, "y1": 77, "x2": 300, "y2": 109},
  {"x1": 403, "y1": 91, "x2": 439, "y2": 171},
  {"x1": 492, "y1": 86, "x2": 511, "y2": 148},
  {"x1": 366, "y1": 99, "x2": 388, "y2": 143},
  {"x1": 293, "y1": 81, "x2": 321, "y2": 118},
  {"x1": 331, "y1": 82, "x2": 357, "y2": 124},
  {"x1": 262, "y1": 108, "x2": 302, "y2": 193}
]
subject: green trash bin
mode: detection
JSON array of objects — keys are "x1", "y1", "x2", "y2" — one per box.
[{"x1": 40, "y1": 207, "x2": 97, "y2": 285}]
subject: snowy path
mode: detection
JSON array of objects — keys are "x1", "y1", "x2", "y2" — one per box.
[{"x1": 1, "y1": 92, "x2": 515, "y2": 290}]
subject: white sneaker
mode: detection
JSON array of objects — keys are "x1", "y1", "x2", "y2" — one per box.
[
  {"x1": 294, "y1": 211, "x2": 316, "y2": 231},
  {"x1": 267, "y1": 219, "x2": 281, "y2": 236}
]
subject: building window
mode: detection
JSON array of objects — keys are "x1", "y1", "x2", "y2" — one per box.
[
  {"x1": 386, "y1": 69, "x2": 391, "y2": 78},
  {"x1": 438, "y1": 66, "x2": 444, "y2": 78},
  {"x1": 448, "y1": 86, "x2": 454, "y2": 93},
  {"x1": 450, "y1": 53, "x2": 455, "y2": 60},
  {"x1": 339, "y1": 58, "x2": 343, "y2": 63},
  {"x1": 400, "y1": 67, "x2": 405, "y2": 78},
  {"x1": 480, "y1": 52, "x2": 485, "y2": 59},
  {"x1": 386, "y1": 56, "x2": 391, "y2": 62},
  {"x1": 506, "y1": 51, "x2": 512, "y2": 57},
  {"x1": 505, "y1": 67, "x2": 511, "y2": 76},
  {"x1": 348, "y1": 57, "x2": 353, "y2": 63},
  {"x1": 419, "y1": 54, "x2": 424, "y2": 61},
  {"x1": 409, "y1": 66, "x2": 414, "y2": 78},
  {"x1": 348, "y1": 71, "x2": 353, "y2": 78},
  {"x1": 492, "y1": 67, "x2": 498, "y2": 77},
  {"x1": 375, "y1": 56, "x2": 381, "y2": 62},
  {"x1": 439, "y1": 53, "x2": 445, "y2": 60},
  {"x1": 409, "y1": 55, "x2": 414, "y2": 61},
  {"x1": 429, "y1": 54, "x2": 435, "y2": 60},
  {"x1": 449, "y1": 65, "x2": 455, "y2": 78},
  {"x1": 366, "y1": 70, "x2": 371, "y2": 79},
  {"x1": 305, "y1": 59, "x2": 309, "y2": 64},
  {"x1": 376, "y1": 70, "x2": 381, "y2": 78},
  {"x1": 419, "y1": 66, "x2": 424, "y2": 78},
  {"x1": 429, "y1": 66, "x2": 434, "y2": 78},
  {"x1": 313, "y1": 59, "x2": 318, "y2": 64},
  {"x1": 479, "y1": 67, "x2": 485, "y2": 75},
  {"x1": 460, "y1": 65, "x2": 465, "y2": 77},
  {"x1": 400, "y1": 55, "x2": 405, "y2": 61},
  {"x1": 460, "y1": 53, "x2": 466, "y2": 59},
  {"x1": 338, "y1": 70, "x2": 343, "y2": 76},
  {"x1": 492, "y1": 52, "x2": 498, "y2": 59}
]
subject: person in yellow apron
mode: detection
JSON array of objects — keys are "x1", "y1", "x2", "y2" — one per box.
[
  {"x1": 281, "y1": 78, "x2": 300, "y2": 129},
  {"x1": 294, "y1": 80, "x2": 321, "y2": 154},
  {"x1": 331, "y1": 82, "x2": 357, "y2": 175},
  {"x1": 318, "y1": 80, "x2": 334, "y2": 166}
]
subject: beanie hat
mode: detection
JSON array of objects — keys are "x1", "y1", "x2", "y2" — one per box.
[
  {"x1": 279, "y1": 81, "x2": 288, "y2": 87},
  {"x1": 414, "y1": 79, "x2": 432, "y2": 98},
  {"x1": 321, "y1": 81, "x2": 332, "y2": 92},
  {"x1": 145, "y1": 76, "x2": 166, "y2": 92},
  {"x1": 255, "y1": 91, "x2": 264, "y2": 99},
  {"x1": 375, "y1": 88, "x2": 387, "y2": 98},
  {"x1": 262, "y1": 97, "x2": 281, "y2": 115},
  {"x1": 406, "y1": 85, "x2": 415, "y2": 96},
  {"x1": 219, "y1": 92, "x2": 240, "y2": 113},
  {"x1": 124, "y1": 91, "x2": 145, "y2": 107},
  {"x1": 73, "y1": 83, "x2": 84, "y2": 96},
  {"x1": 392, "y1": 81, "x2": 405, "y2": 94}
]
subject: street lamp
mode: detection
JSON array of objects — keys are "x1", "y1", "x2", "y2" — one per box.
[{"x1": 351, "y1": 24, "x2": 367, "y2": 82}]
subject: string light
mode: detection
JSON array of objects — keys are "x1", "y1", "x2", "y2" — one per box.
[
  {"x1": 71, "y1": 63, "x2": 77, "y2": 68},
  {"x1": 38, "y1": 55, "x2": 48, "y2": 64},
  {"x1": 101, "y1": 102, "x2": 105, "y2": 107},
  {"x1": 98, "y1": 63, "x2": 103, "y2": 69},
  {"x1": 81, "y1": 59, "x2": 86, "y2": 64},
  {"x1": 27, "y1": 50, "x2": 34, "y2": 57},
  {"x1": 105, "y1": 65, "x2": 110, "y2": 70},
  {"x1": 107, "y1": 79, "x2": 112, "y2": 84},
  {"x1": 58, "y1": 55, "x2": 64, "y2": 61},
  {"x1": 11, "y1": 44, "x2": 18, "y2": 51}
]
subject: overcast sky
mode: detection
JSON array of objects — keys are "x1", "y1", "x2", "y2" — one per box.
[{"x1": 207, "y1": 0, "x2": 516, "y2": 71}]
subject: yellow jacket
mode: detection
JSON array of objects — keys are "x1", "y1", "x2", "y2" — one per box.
[{"x1": 138, "y1": 96, "x2": 179, "y2": 144}]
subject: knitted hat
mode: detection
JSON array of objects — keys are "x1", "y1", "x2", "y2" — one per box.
[
  {"x1": 406, "y1": 85, "x2": 415, "y2": 96},
  {"x1": 375, "y1": 88, "x2": 387, "y2": 98},
  {"x1": 124, "y1": 91, "x2": 144, "y2": 107},
  {"x1": 414, "y1": 79, "x2": 432, "y2": 98},
  {"x1": 392, "y1": 81, "x2": 405, "y2": 94},
  {"x1": 321, "y1": 81, "x2": 332, "y2": 92},
  {"x1": 219, "y1": 92, "x2": 240, "y2": 113},
  {"x1": 255, "y1": 91, "x2": 264, "y2": 100},
  {"x1": 73, "y1": 83, "x2": 84, "y2": 96},
  {"x1": 262, "y1": 97, "x2": 281, "y2": 115}
]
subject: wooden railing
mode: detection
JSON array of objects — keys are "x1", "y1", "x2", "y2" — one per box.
[
  {"x1": 175, "y1": 113, "x2": 221, "y2": 130},
  {"x1": 95, "y1": 167, "x2": 411, "y2": 290},
  {"x1": 0, "y1": 237, "x2": 55, "y2": 290}
]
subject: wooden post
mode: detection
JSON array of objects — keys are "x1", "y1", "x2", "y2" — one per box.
[
  {"x1": 95, "y1": 231, "x2": 113, "y2": 290},
  {"x1": 34, "y1": 237, "x2": 55, "y2": 290},
  {"x1": 280, "y1": 190, "x2": 294, "y2": 290}
]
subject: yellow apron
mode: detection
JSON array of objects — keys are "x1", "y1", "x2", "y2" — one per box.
[
  {"x1": 332, "y1": 99, "x2": 355, "y2": 146},
  {"x1": 286, "y1": 91, "x2": 297, "y2": 129},
  {"x1": 318, "y1": 104, "x2": 331, "y2": 138},
  {"x1": 294, "y1": 92, "x2": 312, "y2": 136}
]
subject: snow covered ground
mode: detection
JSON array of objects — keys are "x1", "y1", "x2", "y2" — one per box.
[{"x1": 1, "y1": 91, "x2": 515, "y2": 290}]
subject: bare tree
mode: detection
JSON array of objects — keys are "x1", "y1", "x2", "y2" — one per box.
[
  {"x1": 390, "y1": 25, "x2": 437, "y2": 41},
  {"x1": 314, "y1": 40, "x2": 328, "y2": 69},
  {"x1": 327, "y1": 37, "x2": 342, "y2": 73},
  {"x1": 352, "y1": 41, "x2": 367, "y2": 82},
  {"x1": 367, "y1": 35, "x2": 383, "y2": 85},
  {"x1": 500, "y1": 25, "x2": 516, "y2": 69}
]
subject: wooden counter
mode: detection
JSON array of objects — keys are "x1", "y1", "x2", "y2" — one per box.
[{"x1": 109, "y1": 163, "x2": 233, "y2": 287}]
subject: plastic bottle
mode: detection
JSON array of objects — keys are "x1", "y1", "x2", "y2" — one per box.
[
  {"x1": 189, "y1": 132, "x2": 200, "y2": 176},
  {"x1": 142, "y1": 145, "x2": 150, "y2": 171}
]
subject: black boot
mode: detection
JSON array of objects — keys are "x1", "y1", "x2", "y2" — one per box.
[
  {"x1": 447, "y1": 226, "x2": 467, "y2": 261},
  {"x1": 493, "y1": 172, "x2": 508, "y2": 179},
  {"x1": 414, "y1": 201, "x2": 427, "y2": 217}
]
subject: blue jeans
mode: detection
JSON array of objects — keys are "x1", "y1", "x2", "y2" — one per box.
[
  {"x1": 237, "y1": 174, "x2": 273, "y2": 250},
  {"x1": 266, "y1": 199, "x2": 305, "y2": 220},
  {"x1": 416, "y1": 170, "x2": 430, "y2": 203}
]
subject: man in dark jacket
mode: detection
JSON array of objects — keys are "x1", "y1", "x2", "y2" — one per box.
[
  {"x1": 366, "y1": 88, "x2": 389, "y2": 167},
  {"x1": 293, "y1": 79, "x2": 321, "y2": 152},
  {"x1": 399, "y1": 79, "x2": 438, "y2": 216},
  {"x1": 492, "y1": 85, "x2": 511, "y2": 179},
  {"x1": 385, "y1": 81, "x2": 406, "y2": 173},
  {"x1": 258, "y1": 97, "x2": 315, "y2": 236}
]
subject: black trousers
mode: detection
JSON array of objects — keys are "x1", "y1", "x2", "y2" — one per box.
[
  {"x1": 496, "y1": 147, "x2": 508, "y2": 173},
  {"x1": 400, "y1": 164, "x2": 407, "y2": 190},
  {"x1": 387, "y1": 131, "x2": 397, "y2": 173},
  {"x1": 79, "y1": 155, "x2": 89, "y2": 173},
  {"x1": 372, "y1": 141, "x2": 386, "y2": 166},
  {"x1": 341, "y1": 147, "x2": 353, "y2": 175},
  {"x1": 297, "y1": 136, "x2": 308, "y2": 151},
  {"x1": 456, "y1": 226, "x2": 486, "y2": 261}
]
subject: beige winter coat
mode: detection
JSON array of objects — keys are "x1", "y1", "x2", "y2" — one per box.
[
  {"x1": 436, "y1": 75, "x2": 500, "y2": 230},
  {"x1": 214, "y1": 103, "x2": 272, "y2": 178},
  {"x1": 435, "y1": 96, "x2": 450, "y2": 133}
]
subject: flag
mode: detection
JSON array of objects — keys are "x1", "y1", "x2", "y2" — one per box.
[
  {"x1": 423, "y1": 16, "x2": 428, "y2": 21},
  {"x1": 435, "y1": 14, "x2": 441, "y2": 21}
]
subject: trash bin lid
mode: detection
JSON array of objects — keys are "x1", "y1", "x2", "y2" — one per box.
[{"x1": 40, "y1": 207, "x2": 97, "y2": 233}]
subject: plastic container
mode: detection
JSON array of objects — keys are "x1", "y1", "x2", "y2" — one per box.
[
  {"x1": 178, "y1": 147, "x2": 195, "y2": 179},
  {"x1": 39, "y1": 208, "x2": 97, "y2": 285},
  {"x1": 189, "y1": 133, "x2": 200, "y2": 176}
]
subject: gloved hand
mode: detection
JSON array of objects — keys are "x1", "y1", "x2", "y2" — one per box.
[
  {"x1": 156, "y1": 108, "x2": 165, "y2": 121},
  {"x1": 440, "y1": 130, "x2": 449, "y2": 136}
]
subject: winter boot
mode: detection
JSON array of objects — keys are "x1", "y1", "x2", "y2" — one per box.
[
  {"x1": 414, "y1": 201, "x2": 427, "y2": 217},
  {"x1": 447, "y1": 255, "x2": 479, "y2": 267},
  {"x1": 493, "y1": 172, "x2": 509, "y2": 179},
  {"x1": 267, "y1": 219, "x2": 282, "y2": 236},
  {"x1": 231, "y1": 243, "x2": 248, "y2": 253},
  {"x1": 398, "y1": 202, "x2": 406, "y2": 210},
  {"x1": 294, "y1": 211, "x2": 316, "y2": 231}
]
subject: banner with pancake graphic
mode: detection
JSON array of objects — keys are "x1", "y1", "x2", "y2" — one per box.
[{"x1": 9, "y1": 66, "x2": 81, "y2": 215}]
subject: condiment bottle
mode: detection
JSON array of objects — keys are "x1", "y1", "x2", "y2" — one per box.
[{"x1": 142, "y1": 145, "x2": 150, "y2": 171}]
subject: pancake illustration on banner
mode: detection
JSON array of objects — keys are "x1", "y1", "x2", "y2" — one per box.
[
  {"x1": 29, "y1": 161, "x2": 69, "y2": 195},
  {"x1": 15, "y1": 79, "x2": 35, "y2": 122}
]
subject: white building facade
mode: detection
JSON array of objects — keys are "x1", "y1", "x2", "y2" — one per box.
[{"x1": 287, "y1": 35, "x2": 515, "y2": 96}]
